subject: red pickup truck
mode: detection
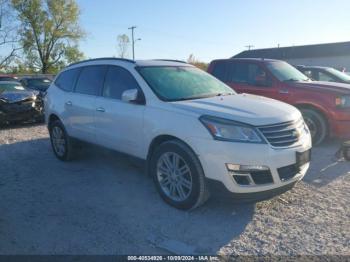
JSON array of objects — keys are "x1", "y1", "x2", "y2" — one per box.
[{"x1": 208, "y1": 58, "x2": 350, "y2": 145}]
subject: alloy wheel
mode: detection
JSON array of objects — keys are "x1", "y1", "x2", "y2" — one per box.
[
  {"x1": 156, "y1": 152, "x2": 193, "y2": 202},
  {"x1": 51, "y1": 126, "x2": 66, "y2": 157}
]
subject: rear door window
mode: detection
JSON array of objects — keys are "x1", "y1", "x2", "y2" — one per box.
[
  {"x1": 55, "y1": 68, "x2": 81, "y2": 92},
  {"x1": 75, "y1": 65, "x2": 108, "y2": 96}
]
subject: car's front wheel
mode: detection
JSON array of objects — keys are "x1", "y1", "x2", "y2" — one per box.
[
  {"x1": 300, "y1": 108, "x2": 327, "y2": 145},
  {"x1": 150, "y1": 140, "x2": 209, "y2": 210},
  {"x1": 49, "y1": 120, "x2": 75, "y2": 161}
]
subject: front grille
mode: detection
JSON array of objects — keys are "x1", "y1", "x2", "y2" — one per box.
[
  {"x1": 258, "y1": 119, "x2": 304, "y2": 147},
  {"x1": 278, "y1": 164, "x2": 299, "y2": 181}
]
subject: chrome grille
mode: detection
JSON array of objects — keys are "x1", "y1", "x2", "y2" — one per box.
[{"x1": 258, "y1": 119, "x2": 304, "y2": 147}]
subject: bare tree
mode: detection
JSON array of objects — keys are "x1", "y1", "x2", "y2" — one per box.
[
  {"x1": 0, "y1": 0, "x2": 20, "y2": 69},
  {"x1": 117, "y1": 34, "x2": 130, "y2": 58},
  {"x1": 187, "y1": 54, "x2": 208, "y2": 71}
]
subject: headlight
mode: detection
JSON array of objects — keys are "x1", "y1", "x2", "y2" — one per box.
[
  {"x1": 199, "y1": 115, "x2": 265, "y2": 143},
  {"x1": 336, "y1": 95, "x2": 350, "y2": 108}
]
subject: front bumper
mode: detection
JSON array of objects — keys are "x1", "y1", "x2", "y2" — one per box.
[
  {"x1": 189, "y1": 133, "x2": 312, "y2": 195},
  {"x1": 331, "y1": 119, "x2": 350, "y2": 139},
  {"x1": 0, "y1": 101, "x2": 43, "y2": 123}
]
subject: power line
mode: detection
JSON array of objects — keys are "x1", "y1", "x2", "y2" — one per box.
[{"x1": 245, "y1": 45, "x2": 254, "y2": 50}]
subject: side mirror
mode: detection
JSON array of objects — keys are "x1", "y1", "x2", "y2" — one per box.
[{"x1": 121, "y1": 89, "x2": 144, "y2": 104}]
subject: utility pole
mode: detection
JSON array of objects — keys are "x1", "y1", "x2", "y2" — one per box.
[
  {"x1": 245, "y1": 45, "x2": 254, "y2": 51},
  {"x1": 128, "y1": 26, "x2": 140, "y2": 60}
]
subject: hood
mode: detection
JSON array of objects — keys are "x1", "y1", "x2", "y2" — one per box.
[
  {"x1": 289, "y1": 81, "x2": 350, "y2": 95},
  {"x1": 171, "y1": 94, "x2": 301, "y2": 126},
  {"x1": 0, "y1": 90, "x2": 38, "y2": 103}
]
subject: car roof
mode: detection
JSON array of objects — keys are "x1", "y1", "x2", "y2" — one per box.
[
  {"x1": 135, "y1": 59, "x2": 192, "y2": 67},
  {"x1": 67, "y1": 58, "x2": 192, "y2": 69},
  {"x1": 211, "y1": 58, "x2": 282, "y2": 63},
  {"x1": 297, "y1": 65, "x2": 331, "y2": 70},
  {"x1": 22, "y1": 77, "x2": 51, "y2": 80},
  {"x1": 0, "y1": 75, "x2": 18, "y2": 78}
]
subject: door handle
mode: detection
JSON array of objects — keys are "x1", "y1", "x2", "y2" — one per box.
[
  {"x1": 96, "y1": 107, "x2": 105, "y2": 112},
  {"x1": 65, "y1": 101, "x2": 72, "y2": 106},
  {"x1": 279, "y1": 89, "x2": 289, "y2": 94}
]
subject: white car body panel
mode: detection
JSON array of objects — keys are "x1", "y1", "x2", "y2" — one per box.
[{"x1": 45, "y1": 58, "x2": 312, "y2": 196}]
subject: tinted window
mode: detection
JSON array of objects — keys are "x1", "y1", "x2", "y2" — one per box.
[
  {"x1": 75, "y1": 66, "x2": 107, "y2": 95},
  {"x1": 103, "y1": 66, "x2": 140, "y2": 99},
  {"x1": 227, "y1": 63, "x2": 265, "y2": 85},
  {"x1": 211, "y1": 62, "x2": 228, "y2": 81},
  {"x1": 55, "y1": 68, "x2": 80, "y2": 92}
]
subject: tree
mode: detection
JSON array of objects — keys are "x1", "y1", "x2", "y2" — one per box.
[
  {"x1": 117, "y1": 34, "x2": 130, "y2": 58},
  {"x1": 12, "y1": 0, "x2": 85, "y2": 73},
  {"x1": 0, "y1": 0, "x2": 20, "y2": 69},
  {"x1": 187, "y1": 54, "x2": 208, "y2": 71}
]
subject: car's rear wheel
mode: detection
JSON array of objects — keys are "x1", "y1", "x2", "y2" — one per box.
[
  {"x1": 300, "y1": 108, "x2": 327, "y2": 145},
  {"x1": 49, "y1": 120, "x2": 75, "y2": 161},
  {"x1": 150, "y1": 140, "x2": 209, "y2": 210}
]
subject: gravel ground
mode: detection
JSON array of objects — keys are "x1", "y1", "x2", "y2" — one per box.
[{"x1": 0, "y1": 124, "x2": 349, "y2": 255}]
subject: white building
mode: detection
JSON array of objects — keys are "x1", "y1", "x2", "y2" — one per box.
[{"x1": 233, "y1": 41, "x2": 350, "y2": 71}]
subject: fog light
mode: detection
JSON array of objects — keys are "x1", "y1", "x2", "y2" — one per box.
[{"x1": 226, "y1": 163, "x2": 269, "y2": 172}]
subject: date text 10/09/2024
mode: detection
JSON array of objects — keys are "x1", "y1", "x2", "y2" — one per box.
[{"x1": 127, "y1": 256, "x2": 220, "y2": 261}]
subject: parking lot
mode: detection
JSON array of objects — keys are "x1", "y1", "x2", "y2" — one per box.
[{"x1": 0, "y1": 123, "x2": 349, "y2": 255}]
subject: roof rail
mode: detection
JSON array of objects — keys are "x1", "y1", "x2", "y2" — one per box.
[
  {"x1": 68, "y1": 57, "x2": 135, "y2": 67},
  {"x1": 153, "y1": 59, "x2": 188, "y2": 64}
]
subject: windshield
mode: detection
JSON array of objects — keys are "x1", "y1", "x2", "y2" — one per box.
[
  {"x1": 137, "y1": 66, "x2": 235, "y2": 101},
  {"x1": 325, "y1": 68, "x2": 350, "y2": 82},
  {"x1": 27, "y1": 78, "x2": 51, "y2": 89},
  {"x1": 0, "y1": 82, "x2": 25, "y2": 93},
  {"x1": 267, "y1": 61, "x2": 310, "y2": 82}
]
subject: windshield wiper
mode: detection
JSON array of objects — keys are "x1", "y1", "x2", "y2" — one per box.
[
  {"x1": 171, "y1": 92, "x2": 233, "y2": 102},
  {"x1": 283, "y1": 78, "x2": 300, "y2": 82},
  {"x1": 215, "y1": 92, "x2": 234, "y2": 97}
]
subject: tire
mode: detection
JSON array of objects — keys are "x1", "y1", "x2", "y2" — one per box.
[
  {"x1": 150, "y1": 140, "x2": 209, "y2": 210},
  {"x1": 49, "y1": 120, "x2": 75, "y2": 161},
  {"x1": 343, "y1": 143, "x2": 350, "y2": 161},
  {"x1": 300, "y1": 108, "x2": 327, "y2": 146}
]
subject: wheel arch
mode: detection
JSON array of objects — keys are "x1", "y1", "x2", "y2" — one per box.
[
  {"x1": 146, "y1": 134, "x2": 200, "y2": 174},
  {"x1": 295, "y1": 103, "x2": 330, "y2": 137},
  {"x1": 147, "y1": 135, "x2": 197, "y2": 160},
  {"x1": 48, "y1": 113, "x2": 61, "y2": 128}
]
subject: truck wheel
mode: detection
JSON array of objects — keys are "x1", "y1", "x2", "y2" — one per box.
[
  {"x1": 343, "y1": 142, "x2": 350, "y2": 161},
  {"x1": 150, "y1": 140, "x2": 209, "y2": 210},
  {"x1": 49, "y1": 120, "x2": 75, "y2": 161},
  {"x1": 300, "y1": 108, "x2": 327, "y2": 146}
]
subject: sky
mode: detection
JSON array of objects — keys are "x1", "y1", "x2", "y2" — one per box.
[{"x1": 8, "y1": 0, "x2": 350, "y2": 63}]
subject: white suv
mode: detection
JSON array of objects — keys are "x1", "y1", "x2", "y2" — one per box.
[{"x1": 45, "y1": 58, "x2": 312, "y2": 210}]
